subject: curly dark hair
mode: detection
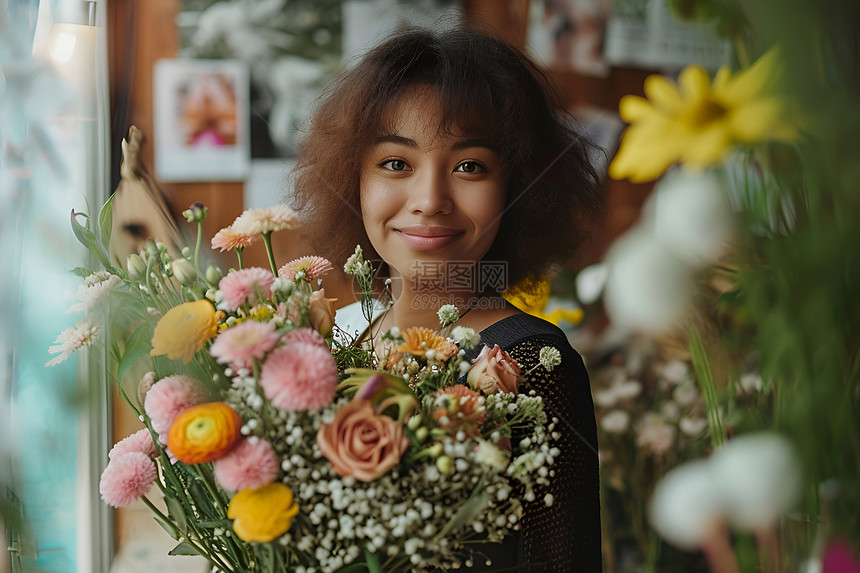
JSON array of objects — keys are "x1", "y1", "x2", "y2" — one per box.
[{"x1": 291, "y1": 27, "x2": 603, "y2": 295}]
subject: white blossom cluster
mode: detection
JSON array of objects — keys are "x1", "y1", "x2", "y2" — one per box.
[{"x1": 221, "y1": 378, "x2": 558, "y2": 572}]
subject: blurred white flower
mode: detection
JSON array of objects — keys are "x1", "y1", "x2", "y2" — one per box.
[
  {"x1": 635, "y1": 413, "x2": 676, "y2": 455},
  {"x1": 709, "y1": 432, "x2": 803, "y2": 530},
  {"x1": 575, "y1": 263, "x2": 609, "y2": 304},
  {"x1": 613, "y1": 379, "x2": 643, "y2": 400},
  {"x1": 604, "y1": 227, "x2": 693, "y2": 333},
  {"x1": 738, "y1": 372, "x2": 763, "y2": 394},
  {"x1": 267, "y1": 56, "x2": 326, "y2": 150},
  {"x1": 672, "y1": 381, "x2": 700, "y2": 406},
  {"x1": 660, "y1": 401, "x2": 681, "y2": 422},
  {"x1": 660, "y1": 360, "x2": 689, "y2": 385},
  {"x1": 649, "y1": 460, "x2": 723, "y2": 550},
  {"x1": 647, "y1": 169, "x2": 735, "y2": 264},
  {"x1": 600, "y1": 410, "x2": 630, "y2": 434},
  {"x1": 679, "y1": 416, "x2": 709, "y2": 437},
  {"x1": 593, "y1": 389, "x2": 618, "y2": 408}
]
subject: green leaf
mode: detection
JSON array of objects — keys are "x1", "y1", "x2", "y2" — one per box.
[
  {"x1": 117, "y1": 325, "x2": 153, "y2": 383},
  {"x1": 71, "y1": 266, "x2": 92, "y2": 278},
  {"x1": 434, "y1": 486, "x2": 488, "y2": 542},
  {"x1": 168, "y1": 542, "x2": 199, "y2": 556},
  {"x1": 257, "y1": 542, "x2": 275, "y2": 573},
  {"x1": 364, "y1": 549, "x2": 381, "y2": 573},
  {"x1": 98, "y1": 193, "x2": 115, "y2": 255},
  {"x1": 188, "y1": 479, "x2": 219, "y2": 521},
  {"x1": 70, "y1": 210, "x2": 112, "y2": 271},
  {"x1": 164, "y1": 495, "x2": 188, "y2": 533},
  {"x1": 152, "y1": 515, "x2": 179, "y2": 540}
]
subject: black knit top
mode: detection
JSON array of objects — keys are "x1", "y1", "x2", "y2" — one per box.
[{"x1": 461, "y1": 313, "x2": 602, "y2": 572}]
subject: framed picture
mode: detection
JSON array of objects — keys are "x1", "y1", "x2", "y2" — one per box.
[{"x1": 153, "y1": 59, "x2": 250, "y2": 182}]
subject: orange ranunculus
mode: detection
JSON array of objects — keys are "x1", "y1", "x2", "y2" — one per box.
[
  {"x1": 167, "y1": 402, "x2": 242, "y2": 464},
  {"x1": 317, "y1": 398, "x2": 409, "y2": 482},
  {"x1": 397, "y1": 326, "x2": 458, "y2": 360},
  {"x1": 434, "y1": 385, "x2": 487, "y2": 438},
  {"x1": 228, "y1": 483, "x2": 300, "y2": 542},
  {"x1": 150, "y1": 299, "x2": 219, "y2": 364}
]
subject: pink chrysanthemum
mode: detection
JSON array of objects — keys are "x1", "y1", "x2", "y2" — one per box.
[
  {"x1": 231, "y1": 205, "x2": 302, "y2": 235},
  {"x1": 285, "y1": 327, "x2": 328, "y2": 349},
  {"x1": 213, "y1": 438, "x2": 279, "y2": 492},
  {"x1": 109, "y1": 429, "x2": 157, "y2": 460},
  {"x1": 99, "y1": 452, "x2": 158, "y2": 508},
  {"x1": 259, "y1": 342, "x2": 338, "y2": 410},
  {"x1": 210, "y1": 320, "x2": 281, "y2": 369},
  {"x1": 218, "y1": 267, "x2": 275, "y2": 311},
  {"x1": 277, "y1": 256, "x2": 334, "y2": 281},
  {"x1": 211, "y1": 226, "x2": 259, "y2": 252},
  {"x1": 144, "y1": 375, "x2": 209, "y2": 437}
]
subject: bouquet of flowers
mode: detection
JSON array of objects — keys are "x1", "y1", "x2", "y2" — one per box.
[{"x1": 47, "y1": 198, "x2": 564, "y2": 572}]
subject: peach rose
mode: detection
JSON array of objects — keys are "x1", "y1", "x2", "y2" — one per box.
[
  {"x1": 467, "y1": 344, "x2": 522, "y2": 395},
  {"x1": 316, "y1": 399, "x2": 409, "y2": 482},
  {"x1": 308, "y1": 289, "x2": 336, "y2": 337}
]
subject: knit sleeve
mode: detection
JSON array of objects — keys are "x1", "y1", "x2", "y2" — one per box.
[{"x1": 506, "y1": 336, "x2": 602, "y2": 572}]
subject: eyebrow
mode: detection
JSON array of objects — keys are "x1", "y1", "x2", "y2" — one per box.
[{"x1": 373, "y1": 134, "x2": 497, "y2": 152}]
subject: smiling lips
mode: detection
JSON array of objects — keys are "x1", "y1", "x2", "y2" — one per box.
[{"x1": 395, "y1": 225, "x2": 464, "y2": 250}]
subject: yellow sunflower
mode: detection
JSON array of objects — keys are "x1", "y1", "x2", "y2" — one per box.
[{"x1": 609, "y1": 48, "x2": 797, "y2": 183}]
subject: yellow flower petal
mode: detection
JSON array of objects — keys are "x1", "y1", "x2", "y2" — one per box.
[
  {"x1": 728, "y1": 99, "x2": 790, "y2": 142},
  {"x1": 643, "y1": 75, "x2": 685, "y2": 113},
  {"x1": 678, "y1": 65, "x2": 713, "y2": 103},
  {"x1": 719, "y1": 48, "x2": 780, "y2": 104},
  {"x1": 150, "y1": 300, "x2": 218, "y2": 364},
  {"x1": 681, "y1": 123, "x2": 732, "y2": 167},
  {"x1": 619, "y1": 95, "x2": 656, "y2": 123},
  {"x1": 228, "y1": 483, "x2": 300, "y2": 543}
]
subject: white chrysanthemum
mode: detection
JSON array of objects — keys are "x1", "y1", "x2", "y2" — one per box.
[
  {"x1": 538, "y1": 346, "x2": 562, "y2": 371},
  {"x1": 45, "y1": 321, "x2": 102, "y2": 366},
  {"x1": 450, "y1": 326, "x2": 480, "y2": 349},
  {"x1": 67, "y1": 273, "x2": 122, "y2": 314},
  {"x1": 436, "y1": 304, "x2": 459, "y2": 327},
  {"x1": 231, "y1": 205, "x2": 302, "y2": 235}
]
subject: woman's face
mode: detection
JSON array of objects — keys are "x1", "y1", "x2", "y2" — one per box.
[{"x1": 359, "y1": 87, "x2": 507, "y2": 291}]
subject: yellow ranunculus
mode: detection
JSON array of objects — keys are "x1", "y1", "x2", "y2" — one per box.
[
  {"x1": 228, "y1": 483, "x2": 300, "y2": 542},
  {"x1": 609, "y1": 48, "x2": 798, "y2": 183},
  {"x1": 167, "y1": 402, "x2": 242, "y2": 465},
  {"x1": 150, "y1": 299, "x2": 218, "y2": 363}
]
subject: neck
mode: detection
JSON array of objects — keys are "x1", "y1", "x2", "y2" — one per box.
[{"x1": 381, "y1": 267, "x2": 486, "y2": 331}]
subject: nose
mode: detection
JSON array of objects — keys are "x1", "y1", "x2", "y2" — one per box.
[{"x1": 406, "y1": 167, "x2": 453, "y2": 216}]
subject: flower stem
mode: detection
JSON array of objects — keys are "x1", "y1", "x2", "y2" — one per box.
[
  {"x1": 688, "y1": 328, "x2": 725, "y2": 448},
  {"x1": 194, "y1": 221, "x2": 203, "y2": 279},
  {"x1": 261, "y1": 232, "x2": 277, "y2": 275},
  {"x1": 236, "y1": 247, "x2": 244, "y2": 270}
]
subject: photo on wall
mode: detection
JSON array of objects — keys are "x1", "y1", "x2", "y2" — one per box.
[{"x1": 153, "y1": 58, "x2": 250, "y2": 182}]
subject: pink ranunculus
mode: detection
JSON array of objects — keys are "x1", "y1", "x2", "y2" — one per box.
[
  {"x1": 823, "y1": 539, "x2": 860, "y2": 573},
  {"x1": 109, "y1": 429, "x2": 157, "y2": 460},
  {"x1": 213, "y1": 438, "x2": 280, "y2": 492},
  {"x1": 210, "y1": 320, "x2": 281, "y2": 369},
  {"x1": 144, "y1": 375, "x2": 209, "y2": 439},
  {"x1": 218, "y1": 267, "x2": 275, "y2": 311},
  {"x1": 259, "y1": 342, "x2": 337, "y2": 410},
  {"x1": 99, "y1": 452, "x2": 158, "y2": 508},
  {"x1": 466, "y1": 344, "x2": 522, "y2": 395},
  {"x1": 317, "y1": 399, "x2": 410, "y2": 482},
  {"x1": 285, "y1": 327, "x2": 328, "y2": 349}
]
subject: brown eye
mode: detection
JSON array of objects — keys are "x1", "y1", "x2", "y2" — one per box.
[
  {"x1": 455, "y1": 161, "x2": 484, "y2": 174},
  {"x1": 383, "y1": 159, "x2": 407, "y2": 171}
]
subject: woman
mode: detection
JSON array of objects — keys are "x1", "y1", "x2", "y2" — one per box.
[{"x1": 293, "y1": 28, "x2": 602, "y2": 572}]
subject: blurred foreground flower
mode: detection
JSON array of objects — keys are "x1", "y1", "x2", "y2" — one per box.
[
  {"x1": 650, "y1": 433, "x2": 801, "y2": 552},
  {"x1": 610, "y1": 48, "x2": 797, "y2": 182},
  {"x1": 604, "y1": 170, "x2": 733, "y2": 333}
]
